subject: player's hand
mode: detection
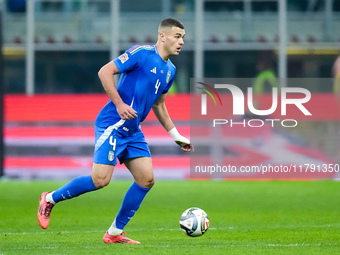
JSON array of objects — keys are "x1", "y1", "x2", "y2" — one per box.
[
  {"x1": 116, "y1": 102, "x2": 137, "y2": 120},
  {"x1": 176, "y1": 141, "x2": 194, "y2": 152},
  {"x1": 169, "y1": 127, "x2": 194, "y2": 152}
]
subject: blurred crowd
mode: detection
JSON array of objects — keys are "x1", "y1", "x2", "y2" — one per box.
[{"x1": 6, "y1": 0, "x2": 340, "y2": 13}]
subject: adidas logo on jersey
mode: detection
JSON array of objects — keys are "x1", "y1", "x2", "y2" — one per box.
[{"x1": 150, "y1": 67, "x2": 157, "y2": 74}]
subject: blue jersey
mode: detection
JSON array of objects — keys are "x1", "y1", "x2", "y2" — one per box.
[{"x1": 95, "y1": 45, "x2": 176, "y2": 136}]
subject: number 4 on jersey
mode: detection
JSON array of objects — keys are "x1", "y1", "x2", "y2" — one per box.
[
  {"x1": 155, "y1": 79, "x2": 161, "y2": 94},
  {"x1": 109, "y1": 136, "x2": 116, "y2": 151}
]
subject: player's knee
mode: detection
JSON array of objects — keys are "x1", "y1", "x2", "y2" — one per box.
[
  {"x1": 92, "y1": 176, "x2": 111, "y2": 189},
  {"x1": 143, "y1": 177, "x2": 155, "y2": 189},
  {"x1": 136, "y1": 176, "x2": 155, "y2": 189}
]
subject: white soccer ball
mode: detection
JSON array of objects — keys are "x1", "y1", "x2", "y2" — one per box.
[{"x1": 179, "y1": 207, "x2": 210, "y2": 237}]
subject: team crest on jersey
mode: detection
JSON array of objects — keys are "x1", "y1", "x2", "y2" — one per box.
[
  {"x1": 118, "y1": 53, "x2": 129, "y2": 64},
  {"x1": 166, "y1": 70, "x2": 171, "y2": 83},
  {"x1": 108, "y1": 151, "x2": 114, "y2": 161}
]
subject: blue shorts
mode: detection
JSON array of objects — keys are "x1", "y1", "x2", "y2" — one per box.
[{"x1": 93, "y1": 125, "x2": 151, "y2": 166}]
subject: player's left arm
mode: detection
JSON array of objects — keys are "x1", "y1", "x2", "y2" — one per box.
[{"x1": 152, "y1": 93, "x2": 194, "y2": 152}]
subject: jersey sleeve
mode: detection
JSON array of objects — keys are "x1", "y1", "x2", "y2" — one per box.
[{"x1": 113, "y1": 46, "x2": 147, "y2": 74}]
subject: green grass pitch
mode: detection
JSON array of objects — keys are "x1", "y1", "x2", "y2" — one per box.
[{"x1": 0, "y1": 179, "x2": 339, "y2": 255}]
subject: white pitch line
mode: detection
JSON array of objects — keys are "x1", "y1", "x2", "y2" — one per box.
[
  {"x1": 1, "y1": 228, "x2": 219, "y2": 236},
  {"x1": 1, "y1": 223, "x2": 339, "y2": 236},
  {"x1": 1, "y1": 246, "x2": 59, "y2": 251},
  {"x1": 1, "y1": 230, "x2": 102, "y2": 236},
  {"x1": 132, "y1": 243, "x2": 336, "y2": 248}
]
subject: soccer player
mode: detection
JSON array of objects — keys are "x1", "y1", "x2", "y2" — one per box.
[{"x1": 37, "y1": 18, "x2": 192, "y2": 244}]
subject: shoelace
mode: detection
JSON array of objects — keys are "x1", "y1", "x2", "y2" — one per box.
[{"x1": 44, "y1": 203, "x2": 54, "y2": 217}]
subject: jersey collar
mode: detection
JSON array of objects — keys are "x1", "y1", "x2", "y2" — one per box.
[{"x1": 154, "y1": 45, "x2": 168, "y2": 63}]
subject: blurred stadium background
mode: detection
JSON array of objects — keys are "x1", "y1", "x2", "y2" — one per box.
[{"x1": 1, "y1": 0, "x2": 340, "y2": 180}]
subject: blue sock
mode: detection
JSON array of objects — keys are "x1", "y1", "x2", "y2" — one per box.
[
  {"x1": 115, "y1": 182, "x2": 151, "y2": 230},
  {"x1": 52, "y1": 175, "x2": 97, "y2": 203}
]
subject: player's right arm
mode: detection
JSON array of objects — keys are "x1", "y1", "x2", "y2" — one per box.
[
  {"x1": 98, "y1": 61, "x2": 137, "y2": 120},
  {"x1": 152, "y1": 93, "x2": 193, "y2": 152}
]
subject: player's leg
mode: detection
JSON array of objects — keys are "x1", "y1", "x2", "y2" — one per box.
[
  {"x1": 114, "y1": 157, "x2": 154, "y2": 229},
  {"x1": 49, "y1": 163, "x2": 113, "y2": 203},
  {"x1": 37, "y1": 163, "x2": 114, "y2": 229},
  {"x1": 125, "y1": 156, "x2": 155, "y2": 189},
  {"x1": 104, "y1": 157, "x2": 154, "y2": 244},
  {"x1": 38, "y1": 124, "x2": 120, "y2": 229}
]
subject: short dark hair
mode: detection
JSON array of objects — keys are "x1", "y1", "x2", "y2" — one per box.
[{"x1": 159, "y1": 18, "x2": 184, "y2": 30}]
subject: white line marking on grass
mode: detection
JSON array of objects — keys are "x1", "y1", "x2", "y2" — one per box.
[
  {"x1": 2, "y1": 246, "x2": 59, "y2": 250},
  {"x1": 150, "y1": 227, "x2": 234, "y2": 232},
  {"x1": 1, "y1": 228, "x2": 201, "y2": 236},
  {"x1": 1, "y1": 223, "x2": 338, "y2": 236},
  {"x1": 228, "y1": 243, "x2": 326, "y2": 247},
  {"x1": 140, "y1": 243, "x2": 336, "y2": 248},
  {"x1": 1, "y1": 230, "x2": 103, "y2": 236}
]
